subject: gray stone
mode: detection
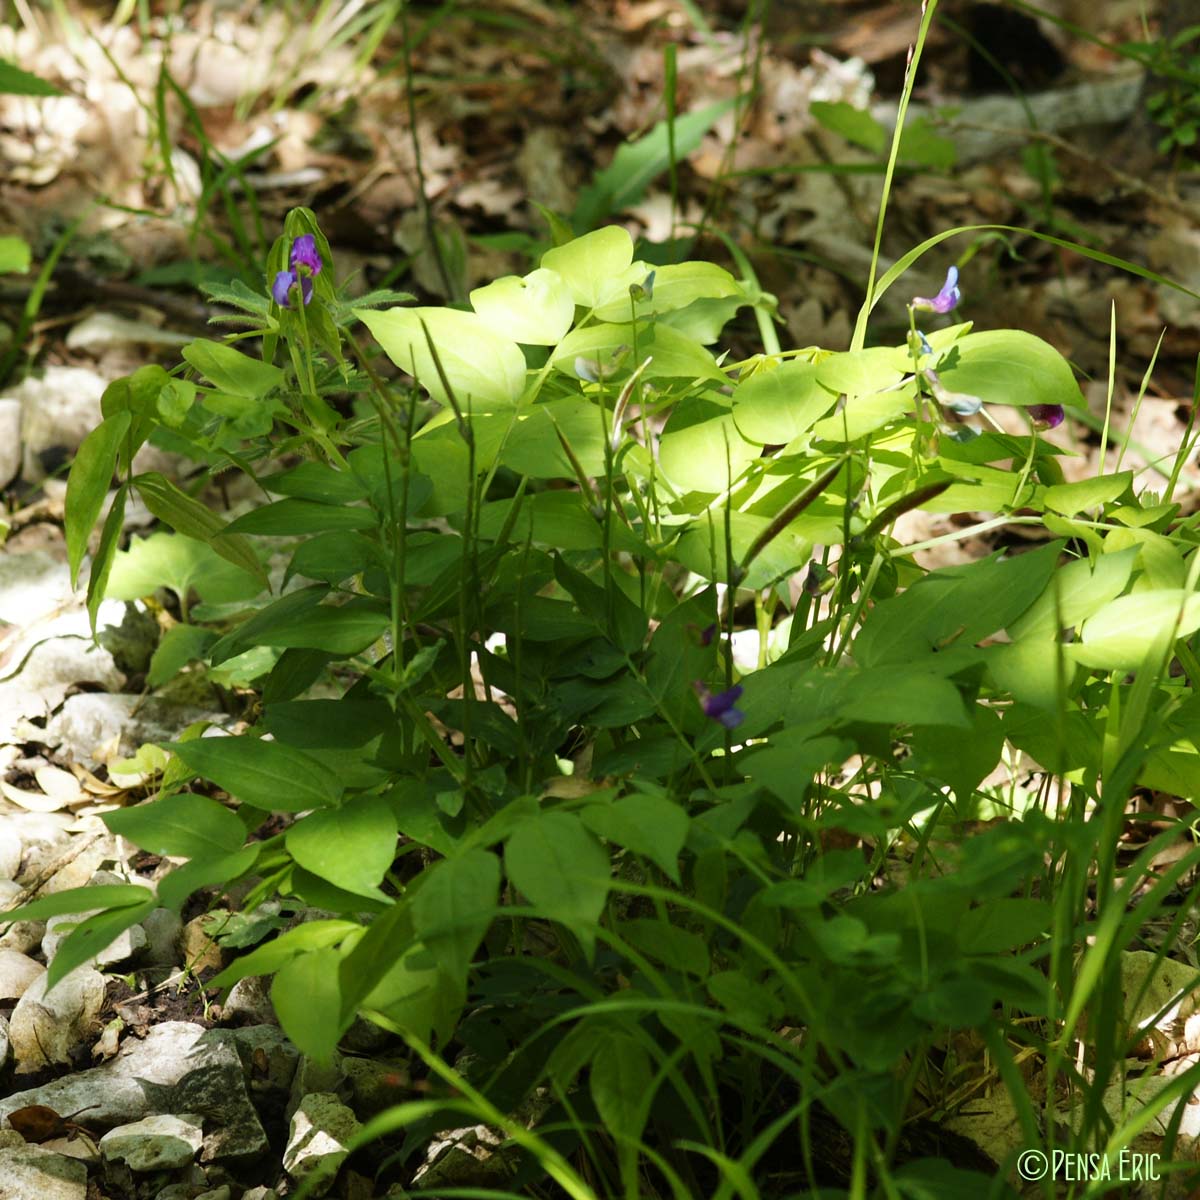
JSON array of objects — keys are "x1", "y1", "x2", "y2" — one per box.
[
  {"x1": 152, "y1": 1168, "x2": 208, "y2": 1200},
  {"x1": 0, "y1": 549, "x2": 73, "y2": 626},
  {"x1": 141, "y1": 906, "x2": 183, "y2": 967},
  {"x1": 239, "y1": 1188, "x2": 279, "y2": 1200},
  {"x1": 283, "y1": 1092, "x2": 361, "y2": 1197},
  {"x1": 0, "y1": 1143, "x2": 87, "y2": 1199},
  {"x1": 230, "y1": 1024, "x2": 300, "y2": 1101},
  {"x1": 342, "y1": 1056, "x2": 407, "y2": 1119},
  {"x1": 38, "y1": 1134, "x2": 99, "y2": 1166},
  {"x1": 0, "y1": 877, "x2": 45, "y2": 954},
  {"x1": 45, "y1": 692, "x2": 222, "y2": 768},
  {"x1": 0, "y1": 398, "x2": 19, "y2": 488},
  {"x1": 0, "y1": 635, "x2": 126, "y2": 746},
  {"x1": 340, "y1": 1013, "x2": 393, "y2": 1053},
  {"x1": 100, "y1": 1113, "x2": 204, "y2": 1172},
  {"x1": 0, "y1": 820, "x2": 21, "y2": 881},
  {"x1": 222, "y1": 973, "x2": 277, "y2": 1025},
  {"x1": 14, "y1": 365, "x2": 107, "y2": 483},
  {"x1": 286, "y1": 1052, "x2": 344, "y2": 1124},
  {"x1": 194, "y1": 1187, "x2": 232, "y2": 1200},
  {"x1": 0, "y1": 1013, "x2": 9, "y2": 1070},
  {"x1": 41, "y1": 871, "x2": 151, "y2": 968},
  {"x1": 9, "y1": 965, "x2": 106, "y2": 1071},
  {"x1": 0, "y1": 948, "x2": 44, "y2": 1000},
  {"x1": 4, "y1": 811, "x2": 72, "y2": 887},
  {"x1": 0, "y1": 1022, "x2": 268, "y2": 1161},
  {"x1": 42, "y1": 909, "x2": 146, "y2": 969}
]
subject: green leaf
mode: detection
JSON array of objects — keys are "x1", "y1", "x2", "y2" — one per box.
[
  {"x1": 272, "y1": 947, "x2": 350, "y2": 1064},
  {"x1": 182, "y1": 338, "x2": 284, "y2": 398},
  {"x1": 1044, "y1": 471, "x2": 1133, "y2": 516},
  {"x1": 0, "y1": 236, "x2": 31, "y2": 274},
  {"x1": 286, "y1": 532, "x2": 381, "y2": 585},
  {"x1": 224, "y1": 499, "x2": 377, "y2": 536},
  {"x1": 356, "y1": 306, "x2": 527, "y2": 411},
  {"x1": 156, "y1": 846, "x2": 261, "y2": 912},
  {"x1": 156, "y1": 379, "x2": 196, "y2": 427},
  {"x1": 581, "y1": 795, "x2": 689, "y2": 884},
  {"x1": 1072, "y1": 589, "x2": 1200, "y2": 671},
  {"x1": 658, "y1": 396, "x2": 761, "y2": 494},
  {"x1": 214, "y1": 596, "x2": 389, "y2": 662},
  {"x1": 108, "y1": 532, "x2": 263, "y2": 608},
  {"x1": 957, "y1": 898, "x2": 1051, "y2": 953},
  {"x1": 618, "y1": 919, "x2": 710, "y2": 976},
  {"x1": 166, "y1": 735, "x2": 344, "y2": 811},
  {"x1": 260, "y1": 462, "x2": 368, "y2": 504},
  {"x1": 505, "y1": 811, "x2": 610, "y2": 956},
  {"x1": 816, "y1": 347, "x2": 905, "y2": 398},
  {"x1": 898, "y1": 117, "x2": 957, "y2": 169},
  {"x1": 410, "y1": 848, "x2": 501, "y2": 976},
  {"x1": 854, "y1": 542, "x2": 1061, "y2": 667},
  {"x1": 0, "y1": 60, "x2": 62, "y2": 96},
  {"x1": 909, "y1": 705, "x2": 1006, "y2": 801},
  {"x1": 65, "y1": 412, "x2": 130, "y2": 587},
  {"x1": 573, "y1": 98, "x2": 736, "y2": 228},
  {"x1": 86, "y1": 484, "x2": 127, "y2": 635},
  {"x1": 590, "y1": 1033, "x2": 652, "y2": 1144},
  {"x1": 0, "y1": 884, "x2": 153, "y2": 925},
  {"x1": 811, "y1": 100, "x2": 886, "y2": 152},
  {"x1": 541, "y1": 226, "x2": 634, "y2": 308},
  {"x1": 592, "y1": 261, "x2": 743, "y2": 323},
  {"x1": 470, "y1": 268, "x2": 575, "y2": 344},
  {"x1": 285, "y1": 796, "x2": 397, "y2": 900},
  {"x1": 934, "y1": 329, "x2": 1079, "y2": 412},
  {"x1": 148, "y1": 624, "x2": 216, "y2": 688},
  {"x1": 133, "y1": 473, "x2": 268, "y2": 587},
  {"x1": 46, "y1": 900, "x2": 157, "y2": 991},
  {"x1": 498, "y1": 398, "x2": 609, "y2": 480},
  {"x1": 732, "y1": 360, "x2": 837, "y2": 445},
  {"x1": 104, "y1": 793, "x2": 245, "y2": 859},
  {"x1": 210, "y1": 920, "x2": 361, "y2": 990},
  {"x1": 552, "y1": 321, "x2": 727, "y2": 384},
  {"x1": 1008, "y1": 548, "x2": 1138, "y2": 640},
  {"x1": 910, "y1": 974, "x2": 993, "y2": 1028},
  {"x1": 101, "y1": 365, "x2": 170, "y2": 474}
]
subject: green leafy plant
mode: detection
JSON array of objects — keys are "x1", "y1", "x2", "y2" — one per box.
[{"x1": 18, "y1": 9, "x2": 1200, "y2": 1196}]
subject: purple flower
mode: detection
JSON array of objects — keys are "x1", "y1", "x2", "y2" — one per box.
[
  {"x1": 1028, "y1": 404, "x2": 1065, "y2": 430},
  {"x1": 693, "y1": 681, "x2": 745, "y2": 729},
  {"x1": 912, "y1": 266, "x2": 960, "y2": 314},
  {"x1": 289, "y1": 234, "x2": 322, "y2": 277},
  {"x1": 271, "y1": 269, "x2": 313, "y2": 308}
]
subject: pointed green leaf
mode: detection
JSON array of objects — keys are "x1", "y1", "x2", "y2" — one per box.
[
  {"x1": 166, "y1": 735, "x2": 344, "y2": 811},
  {"x1": 356, "y1": 306, "x2": 526, "y2": 411},
  {"x1": 285, "y1": 797, "x2": 397, "y2": 899},
  {"x1": 65, "y1": 412, "x2": 130, "y2": 586}
]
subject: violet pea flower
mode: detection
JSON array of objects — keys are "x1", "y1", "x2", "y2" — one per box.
[
  {"x1": 271, "y1": 269, "x2": 313, "y2": 308},
  {"x1": 1028, "y1": 404, "x2": 1065, "y2": 430},
  {"x1": 693, "y1": 681, "x2": 745, "y2": 729},
  {"x1": 289, "y1": 234, "x2": 322, "y2": 277},
  {"x1": 912, "y1": 266, "x2": 960, "y2": 315}
]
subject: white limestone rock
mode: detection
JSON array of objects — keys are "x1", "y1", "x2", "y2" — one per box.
[
  {"x1": 100, "y1": 1113, "x2": 204, "y2": 1172},
  {"x1": 9, "y1": 965, "x2": 106, "y2": 1071},
  {"x1": 0, "y1": 1143, "x2": 87, "y2": 1199},
  {"x1": 0, "y1": 948, "x2": 45, "y2": 1001},
  {"x1": 283, "y1": 1092, "x2": 362, "y2": 1197}
]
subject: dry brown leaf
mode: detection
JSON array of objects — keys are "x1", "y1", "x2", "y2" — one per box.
[
  {"x1": 0, "y1": 779, "x2": 66, "y2": 812},
  {"x1": 33, "y1": 765, "x2": 85, "y2": 807},
  {"x1": 7, "y1": 1105, "x2": 71, "y2": 1143}
]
